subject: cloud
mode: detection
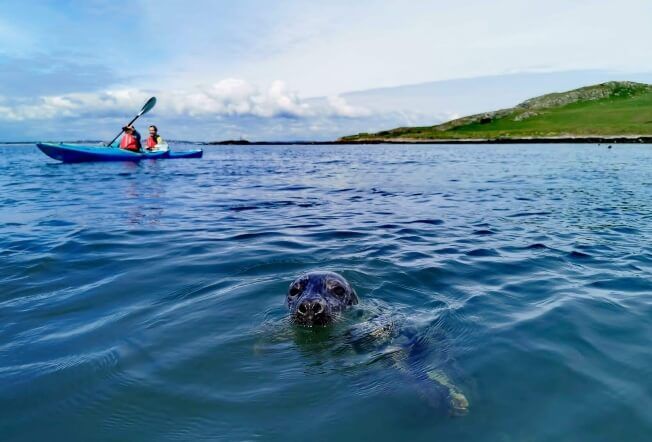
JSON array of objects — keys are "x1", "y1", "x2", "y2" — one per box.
[
  {"x1": 172, "y1": 79, "x2": 312, "y2": 118},
  {"x1": 326, "y1": 96, "x2": 371, "y2": 118},
  {"x1": 0, "y1": 89, "x2": 150, "y2": 121},
  {"x1": 0, "y1": 79, "x2": 370, "y2": 123}
]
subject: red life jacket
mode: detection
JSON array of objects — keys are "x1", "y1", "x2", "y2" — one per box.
[
  {"x1": 120, "y1": 133, "x2": 140, "y2": 151},
  {"x1": 147, "y1": 134, "x2": 161, "y2": 149}
]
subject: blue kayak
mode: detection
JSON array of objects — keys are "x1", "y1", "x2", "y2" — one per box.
[
  {"x1": 167, "y1": 150, "x2": 203, "y2": 159},
  {"x1": 36, "y1": 143, "x2": 203, "y2": 163}
]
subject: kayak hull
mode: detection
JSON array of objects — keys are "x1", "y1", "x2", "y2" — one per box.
[
  {"x1": 36, "y1": 143, "x2": 201, "y2": 163},
  {"x1": 167, "y1": 149, "x2": 203, "y2": 159},
  {"x1": 36, "y1": 143, "x2": 166, "y2": 163}
]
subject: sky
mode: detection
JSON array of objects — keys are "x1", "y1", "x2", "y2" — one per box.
[{"x1": 1, "y1": 0, "x2": 652, "y2": 141}]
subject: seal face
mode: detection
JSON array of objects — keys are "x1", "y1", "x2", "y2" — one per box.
[{"x1": 287, "y1": 271, "x2": 358, "y2": 326}]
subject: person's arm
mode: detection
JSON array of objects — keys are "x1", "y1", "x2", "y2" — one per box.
[{"x1": 134, "y1": 131, "x2": 143, "y2": 150}]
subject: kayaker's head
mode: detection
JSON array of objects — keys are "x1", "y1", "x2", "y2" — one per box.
[
  {"x1": 148, "y1": 125, "x2": 158, "y2": 137},
  {"x1": 123, "y1": 125, "x2": 135, "y2": 134}
]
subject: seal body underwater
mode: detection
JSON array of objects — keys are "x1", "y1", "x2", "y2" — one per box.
[{"x1": 285, "y1": 271, "x2": 469, "y2": 415}]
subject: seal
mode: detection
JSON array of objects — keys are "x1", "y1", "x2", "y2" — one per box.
[
  {"x1": 287, "y1": 271, "x2": 358, "y2": 326},
  {"x1": 285, "y1": 271, "x2": 469, "y2": 415}
]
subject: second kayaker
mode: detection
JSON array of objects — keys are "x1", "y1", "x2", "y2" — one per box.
[
  {"x1": 146, "y1": 125, "x2": 165, "y2": 151},
  {"x1": 119, "y1": 125, "x2": 142, "y2": 152}
]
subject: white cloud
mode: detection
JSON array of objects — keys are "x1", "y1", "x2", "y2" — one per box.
[
  {"x1": 0, "y1": 79, "x2": 369, "y2": 122},
  {"x1": 326, "y1": 96, "x2": 371, "y2": 118},
  {"x1": 0, "y1": 89, "x2": 150, "y2": 121}
]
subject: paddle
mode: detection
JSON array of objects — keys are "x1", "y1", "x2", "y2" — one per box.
[{"x1": 106, "y1": 97, "x2": 157, "y2": 147}]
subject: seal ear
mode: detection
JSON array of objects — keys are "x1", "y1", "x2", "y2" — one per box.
[{"x1": 349, "y1": 289, "x2": 359, "y2": 305}]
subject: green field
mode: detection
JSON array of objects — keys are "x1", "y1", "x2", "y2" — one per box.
[{"x1": 341, "y1": 81, "x2": 652, "y2": 141}]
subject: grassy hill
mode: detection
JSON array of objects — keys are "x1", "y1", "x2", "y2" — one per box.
[{"x1": 340, "y1": 81, "x2": 652, "y2": 141}]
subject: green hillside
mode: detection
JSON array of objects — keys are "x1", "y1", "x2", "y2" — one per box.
[{"x1": 341, "y1": 81, "x2": 652, "y2": 141}]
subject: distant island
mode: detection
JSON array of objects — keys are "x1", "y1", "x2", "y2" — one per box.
[{"x1": 339, "y1": 81, "x2": 652, "y2": 143}]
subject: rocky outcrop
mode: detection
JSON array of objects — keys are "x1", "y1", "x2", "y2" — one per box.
[{"x1": 516, "y1": 81, "x2": 652, "y2": 110}]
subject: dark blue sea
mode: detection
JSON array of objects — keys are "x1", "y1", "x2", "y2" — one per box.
[{"x1": 1, "y1": 143, "x2": 651, "y2": 441}]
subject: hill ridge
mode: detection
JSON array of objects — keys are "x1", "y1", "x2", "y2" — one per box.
[{"x1": 341, "y1": 81, "x2": 652, "y2": 141}]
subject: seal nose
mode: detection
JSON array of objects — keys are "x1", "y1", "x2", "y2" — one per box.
[{"x1": 296, "y1": 299, "x2": 325, "y2": 317}]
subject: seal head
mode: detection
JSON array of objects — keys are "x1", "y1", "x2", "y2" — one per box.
[{"x1": 287, "y1": 271, "x2": 358, "y2": 326}]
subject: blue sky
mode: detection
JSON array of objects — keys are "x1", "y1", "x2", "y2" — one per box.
[{"x1": 2, "y1": 0, "x2": 652, "y2": 141}]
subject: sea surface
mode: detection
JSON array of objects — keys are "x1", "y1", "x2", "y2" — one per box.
[{"x1": 1, "y1": 143, "x2": 651, "y2": 441}]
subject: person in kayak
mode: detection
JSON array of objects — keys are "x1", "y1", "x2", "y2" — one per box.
[
  {"x1": 119, "y1": 125, "x2": 142, "y2": 152},
  {"x1": 146, "y1": 125, "x2": 165, "y2": 151}
]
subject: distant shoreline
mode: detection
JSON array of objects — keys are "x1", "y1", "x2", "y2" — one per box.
[
  {"x1": 3, "y1": 136, "x2": 652, "y2": 146},
  {"x1": 208, "y1": 136, "x2": 652, "y2": 145}
]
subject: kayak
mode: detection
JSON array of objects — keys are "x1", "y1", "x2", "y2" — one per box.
[
  {"x1": 36, "y1": 143, "x2": 167, "y2": 162},
  {"x1": 36, "y1": 143, "x2": 203, "y2": 163}
]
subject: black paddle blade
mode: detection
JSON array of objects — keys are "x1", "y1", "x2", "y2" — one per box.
[{"x1": 140, "y1": 97, "x2": 157, "y2": 116}]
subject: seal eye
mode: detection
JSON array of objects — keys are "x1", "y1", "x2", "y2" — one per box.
[
  {"x1": 289, "y1": 285, "x2": 302, "y2": 298},
  {"x1": 332, "y1": 285, "x2": 346, "y2": 298}
]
